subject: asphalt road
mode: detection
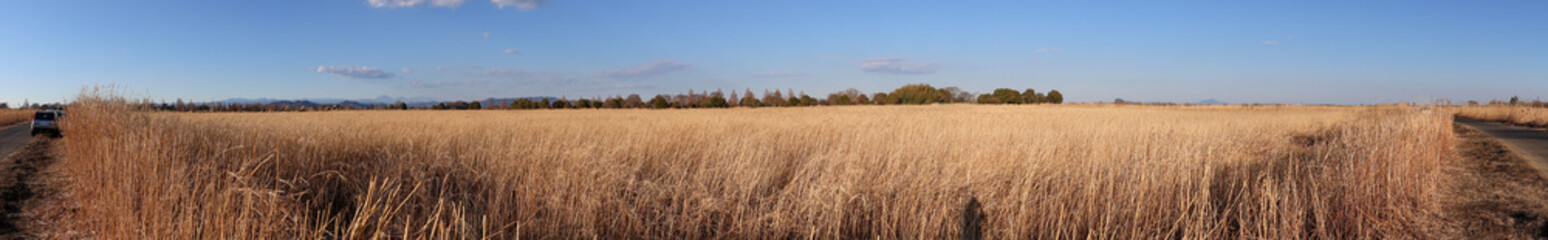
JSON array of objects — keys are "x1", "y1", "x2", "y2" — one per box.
[
  {"x1": 1457, "y1": 118, "x2": 1548, "y2": 172},
  {"x1": 0, "y1": 124, "x2": 29, "y2": 159}
]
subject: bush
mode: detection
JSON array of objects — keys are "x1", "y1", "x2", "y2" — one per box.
[
  {"x1": 649, "y1": 95, "x2": 671, "y2": 109},
  {"x1": 700, "y1": 96, "x2": 729, "y2": 108},
  {"x1": 739, "y1": 96, "x2": 762, "y2": 108},
  {"x1": 889, "y1": 84, "x2": 946, "y2": 104},
  {"x1": 977, "y1": 94, "x2": 1001, "y2": 104},
  {"x1": 833, "y1": 95, "x2": 853, "y2": 105},
  {"x1": 1021, "y1": 89, "x2": 1041, "y2": 104},
  {"x1": 873, "y1": 93, "x2": 891, "y2": 105},
  {"x1": 991, "y1": 88, "x2": 1022, "y2": 104}
]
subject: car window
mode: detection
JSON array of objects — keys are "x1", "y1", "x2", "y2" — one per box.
[{"x1": 33, "y1": 112, "x2": 55, "y2": 121}]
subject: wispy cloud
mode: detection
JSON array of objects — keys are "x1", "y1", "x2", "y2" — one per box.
[
  {"x1": 753, "y1": 72, "x2": 809, "y2": 78},
  {"x1": 490, "y1": 0, "x2": 548, "y2": 11},
  {"x1": 367, "y1": 0, "x2": 465, "y2": 8},
  {"x1": 606, "y1": 83, "x2": 655, "y2": 89},
  {"x1": 435, "y1": 65, "x2": 483, "y2": 72},
  {"x1": 860, "y1": 58, "x2": 939, "y2": 75},
  {"x1": 591, "y1": 59, "x2": 692, "y2": 79},
  {"x1": 521, "y1": 75, "x2": 579, "y2": 85},
  {"x1": 481, "y1": 32, "x2": 491, "y2": 38},
  {"x1": 316, "y1": 66, "x2": 394, "y2": 79},
  {"x1": 400, "y1": 67, "x2": 413, "y2": 75},
  {"x1": 1035, "y1": 47, "x2": 1060, "y2": 53},
  {"x1": 502, "y1": 49, "x2": 520, "y2": 54},
  {"x1": 474, "y1": 68, "x2": 529, "y2": 78},
  {"x1": 410, "y1": 80, "x2": 489, "y2": 88},
  {"x1": 1261, "y1": 40, "x2": 1279, "y2": 45}
]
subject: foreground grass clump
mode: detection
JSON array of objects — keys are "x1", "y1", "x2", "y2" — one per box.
[{"x1": 60, "y1": 91, "x2": 1453, "y2": 239}]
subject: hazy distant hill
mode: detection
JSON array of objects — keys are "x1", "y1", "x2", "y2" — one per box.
[{"x1": 1195, "y1": 99, "x2": 1224, "y2": 105}]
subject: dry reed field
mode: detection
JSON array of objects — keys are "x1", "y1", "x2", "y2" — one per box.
[
  {"x1": 0, "y1": 110, "x2": 30, "y2": 127},
  {"x1": 1454, "y1": 106, "x2": 1548, "y2": 128},
  {"x1": 59, "y1": 91, "x2": 1456, "y2": 239}
]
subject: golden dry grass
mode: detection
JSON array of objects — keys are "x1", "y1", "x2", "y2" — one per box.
[
  {"x1": 1455, "y1": 106, "x2": 1548, "y2": 128},
  {"x1": 0, "y1": 109, "x2": 29, "y2": 127},
  {"x1": 58, "y1": 91, "x2": 1455, "y2": 239}
]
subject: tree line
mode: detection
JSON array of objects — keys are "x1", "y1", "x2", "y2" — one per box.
[
  {"x1": 139, "y1": 84, "x2": 1065, "y2": 112},
  {"x1": 451, "y1": 84, "x2": 1063, "y2": 110}
]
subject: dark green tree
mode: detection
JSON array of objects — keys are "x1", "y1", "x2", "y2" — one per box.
[
  {"x1": 977, "y1": 94, "x2": 1001, "y2": 104},
  {"x1": 833, "y1": 95, "x2": 853, "y2": 105},
  {"x1": 649, "y1": 95, "x2": 671, "y2": 109},
  {"x1": 889, "y1": 84, "x2": 944, "y2": 104},
  {"x1": 1021, "y1": 89, "x2": 1041, "y2": 104},
  {"x1": 701, "y1": 96, "x2": 729, "y2": 108},
  {"x1": 1047, "y1": 90, "x2": 1064, "y2": 104},
  {"x1": 991, "y1": 88, "x2": 1023, "y2": 104},
  {"x1": 739, "y1": 95, "x2": 762, "y2": 108}
]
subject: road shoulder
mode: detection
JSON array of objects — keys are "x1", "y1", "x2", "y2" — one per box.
[
  {"x1": 0, "y1": 137, "x2": 67, "y2": 239},
  {"x1": 1442, "y1": 123, "x2": 1548, "y2": 238}
]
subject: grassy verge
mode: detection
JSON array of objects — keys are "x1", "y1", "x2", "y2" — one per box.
[
  {"x1": 1455, "y1": 106, "x2": 1548, "y2": 128},
  {"x1": 0, "y1": 110, "x2": 29, "y2": 127}
]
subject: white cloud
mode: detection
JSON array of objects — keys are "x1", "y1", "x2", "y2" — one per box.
[
  {"x1": 1035, "y1": 47, "x2": 1060, "y2": 53},
  {"x1": 502, "y1": 49, "x2": 520, "y2": 54},
  {"x1": 400, "y1": 67, "x2": 413, "y2": 75},
  {"x1": 753, "y1": 72, "x2": 809, "y2": 78},
  {"x1": 481, "y1": 32, "x2": 491, "y2": 38},
  {"x1": 1262, "y1": 40, "x2": 1279, "y2": 45},
  {"x1": 367, "y1": 0, "x2": 465, "y2": 8},
  {"x1": 316, "y1": 66, "x2": 394, "y2": 79},
  {"x1": 490, "y1": 0, "x2": 548, "y2": 11},
  {"x1": 410, "y1": 80, "x2": 489, "y2": 88},
  {"x1": 860, "y1": 58, "x2": 939, "y2": 75},
  {"x1": 591, "y1": 59, "x2": 692, "y2": 79}
]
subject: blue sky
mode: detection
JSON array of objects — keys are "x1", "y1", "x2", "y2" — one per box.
[{"x1": 2, "y1": 1, "x2": 1544, "y2": 105}]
